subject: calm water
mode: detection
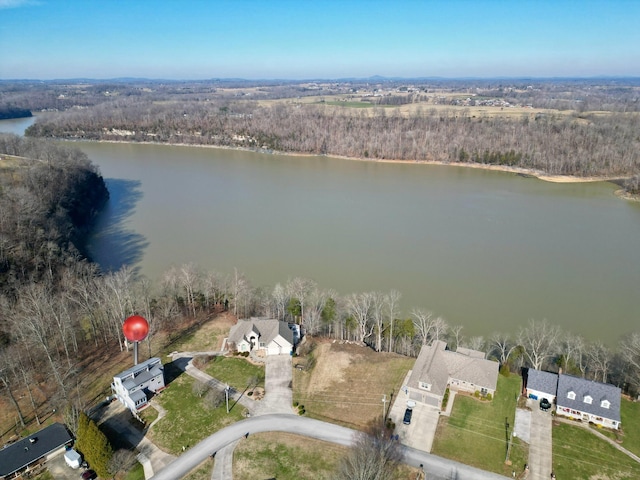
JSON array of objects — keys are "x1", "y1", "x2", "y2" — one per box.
[{"x1": 2, "y1": 117, "x2": 639, "y2": 344}]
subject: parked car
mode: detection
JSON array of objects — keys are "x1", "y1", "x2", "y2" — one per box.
[
  {"x1": 403, "y1": 407, "x2": 413, "y2": 425},
  {"x1": 539, "y1": 398, "x2": 552, "y2": 412},
  {"x1": 81, "y1": 469, "x2": 97, "y2": 480}
]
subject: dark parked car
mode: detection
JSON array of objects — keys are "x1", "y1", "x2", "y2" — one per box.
[
  {"x1": 81, "y1": 469, "x2": 97, "y2": 480},
  {"x1": 539, "y1": 398, "x2": 552, "y2": 412},
  {"x1": 403, "y1": 407, "x2": 413, "y2": 425}
]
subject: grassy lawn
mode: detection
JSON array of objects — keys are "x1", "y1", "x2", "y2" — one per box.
[
  {"x1": 123, "y1": 463, "x2": 145, "y2": 480},
  {"x1": 293, "y1": 339, "x2": 414, "y2": 430},
  {"x1": 147, "y1": 362, "x2": 245, "y2": 454},
  {"x1": 553, "y1": 422, "x2": 639, "y2": 479},
  {"x1": 431, "y1": 374, "x2": 528, "y2": 477},
  {"x1": 183, "y1": 458, "x2": 214, "y2": 480},
  {"x1": 203, "y1": 355, "x2": 265, "y2": 391},
  {"x1": 234, "y1": 432, "x2": 345, "y2": 479},
  {"x1": 619, "y1": 397, "x2": 640, "y2": 457}
]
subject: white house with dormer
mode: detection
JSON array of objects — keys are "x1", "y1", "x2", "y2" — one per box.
[
  {"x1": 227, "y1": 318, "x2": 294, "y2": 356},
  {"x1": 112, "y1": 357, "x2": 165, "y2": 414},
  {"x1": 555, "y1": 373, "x2": 621, "y2": 429}
]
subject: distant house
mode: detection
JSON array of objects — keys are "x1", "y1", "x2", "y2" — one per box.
[
  {"x1": 555, "y1": 374, "x2": 621, "y2": 430},
  {"x1": 0, "y1": 423, "x2": 73, "y2": 479},
  {"x1": 405, "y1": 341, "x2": 499, "y2": 409},
  {"x1": 524, "y1": 369, "x2": 558, "y2": 403},
  {"x1": 227, "y1": 317, "x2": 294, "y2": 356},
  {"x1": 112, "y1": 357, "x2": 165, "y2": 414}
]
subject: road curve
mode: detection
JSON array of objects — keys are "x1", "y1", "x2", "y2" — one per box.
[{"x1": 150, "y1": 413, "x2": 509, "y2": 480}]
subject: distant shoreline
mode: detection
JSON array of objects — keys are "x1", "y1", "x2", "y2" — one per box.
[{"x1": 82, "y1": 137, "x2": 632, "y2": 186}]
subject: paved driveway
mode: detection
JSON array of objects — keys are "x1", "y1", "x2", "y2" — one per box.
[
  {"x1": 252, "y1": 354, "x2": 294, "y2": 416},
  {"x1": 389, "y1": 391, "x2": 440, "y2": 453},
  {"x1": 527, "y1": 399, "x2": 553, "y2": 480}
]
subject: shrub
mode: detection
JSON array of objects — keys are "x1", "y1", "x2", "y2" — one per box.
[
  {"x1": 486, "y1": 392, "x2": 493, "y2": 401},
  {"x1": 474, "y1": 390, "x2": 480, "y2": 398},
  {"x1": 499, "y1": 364, "x2": 510, "y2": 377}
]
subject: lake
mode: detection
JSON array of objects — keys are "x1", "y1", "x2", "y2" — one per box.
[{"x1": 2, "y1": 117, "x2": 639, "y2": 345}]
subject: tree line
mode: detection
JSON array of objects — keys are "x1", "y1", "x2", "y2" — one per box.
[{"x1": 24, "y1": 94, "x2": 640, "y2": 181}]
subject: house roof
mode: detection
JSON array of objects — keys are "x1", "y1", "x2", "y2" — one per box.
[
  {"x1": 408, "y1": 341, "x2": 499, "y2": 397},
  {"x1": 0, "y1": 423, "x2": 73, "y2": 477},
  {"x1": 526, "y1": 369, "x2": 558, "y2": 396},
  {"x1": 228, "y1": 318, "x2": 294, "y2": 348},
  {"x1": 114, "y1": 357, "x2": 162, "y2": 381},
  {"x1": 556, "y1": 374, "x2": 621, "y2": 422}
]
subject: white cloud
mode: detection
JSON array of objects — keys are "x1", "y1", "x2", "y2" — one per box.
[{"x1": 0, "y1": 0, "x2": 40, "y2": 9}]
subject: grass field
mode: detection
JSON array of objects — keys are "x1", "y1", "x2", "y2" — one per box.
[
  {"x1": 431, "y1": 374, "x2": 529, "y2": 477},
  {"x1": 183, "y1": 458, "x2": 214, "y2": 480},
  {"x1": 619, "y1": 398, "x2": 640, "y2": 457},
  {"x1": 234, "y1": 432, "x2": 345, "y2": 479},
  {"x1": 147, "y1": 361, "x2": 245, "y2": 454},
  {"x1": 292, "y1": 339, "x2": 414, "y2": 430},
  {"x1": 203, "y1": 356, "x2": 265, "y2": 391},
  {"x1": 552, "y1": 422, "x2": 639, "y2": 479}
]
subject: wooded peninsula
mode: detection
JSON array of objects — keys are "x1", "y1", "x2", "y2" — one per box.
[{"x1": 2, "y1": 78, "x2": 639, "y2": 193}]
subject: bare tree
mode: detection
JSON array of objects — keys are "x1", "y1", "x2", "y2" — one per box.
[
  {"x1": 620, "y1": 332, "x2": 640, "y2": 391},
  {"x1": 411, "y1": 309, "x2": 435, "y2": 346},
  {"x1": 0, "y1": 347, "x2": 26, "y2": 428},
  {"x1": 335, "y1": 418, "x2": 402, "y2": 480},
  {"x1": 587, "y1": 341, "x2": 611, "y2": 383},
  {"x1": 345, "y1": 292, "x2": 374, "y2": 344},
  {"x1": 517, "y1": 319, "x2": 560, "y2": 370},
  {"x1": 370, "y1": 292, "x2": 386, "y2": 352},
  {"x1": 385, "y1": 290, "x2": 401, "y2": 353},
  {"x1": 489, "y1": 332, "x2": 519, "y2": 366},
  {"x1": 450, "y1": 325, "x2": 464, "y2": 351}
]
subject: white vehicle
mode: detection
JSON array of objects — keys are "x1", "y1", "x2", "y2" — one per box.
[{"x1": 64, "y1": 449, "x2": 82, "y2": 469}]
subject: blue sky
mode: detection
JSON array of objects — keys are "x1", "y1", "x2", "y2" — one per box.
[{"x1": 1, "y1": 0, "x2": 639, "y2": 80}]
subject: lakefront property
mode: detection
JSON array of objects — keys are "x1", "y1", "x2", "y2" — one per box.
[
  {"x1": 524, "y1": 368, "x2": 622, "y2": 429},
  {"x1": 112, "y1": 357, "x2": 166, "y2": 415},
  {"x1": 405, "y1": 341, "x2": 499, "y2": 409}
]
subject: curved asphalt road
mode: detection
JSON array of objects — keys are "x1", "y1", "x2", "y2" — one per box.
[{"x1": 150, "y1": 413, "x2": 509, "y2": 480}]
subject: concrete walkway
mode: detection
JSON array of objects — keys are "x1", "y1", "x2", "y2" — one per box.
[{"x1": 526, "y1": 399, "x2": 553, "y2": 480}]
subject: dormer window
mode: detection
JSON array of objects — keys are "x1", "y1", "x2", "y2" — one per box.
[
  {"x1": 601, "y1": 400, "x2": 610, "y2": 409},
  {"x1": 567, "y1": 391, "x2": 576, "y2": 400},
  {"x1": 583, "y1": 395, "x2": 592, "y2": 404},
  {"x1": 419, "y1": 381, "x2": 431, "y2": 391}
]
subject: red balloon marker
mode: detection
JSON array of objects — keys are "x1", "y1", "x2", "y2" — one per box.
[{"x1": 123, "y1": 315, "x2": 149, "y2": 364}]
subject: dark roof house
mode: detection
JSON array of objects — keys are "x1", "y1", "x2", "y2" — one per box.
[
  {"x1": 556, "y1": 374, "x2": 621, "y2": 429},
  {"x1": 525, "y1": 369, "x2": 559, "y2": 402},
  {"x1": 0, "y1": 423, "x2": 73, "y2": 479}
]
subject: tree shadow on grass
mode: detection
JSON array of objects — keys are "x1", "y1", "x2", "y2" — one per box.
[{"x1": 86, "y1": 178, "x2": 148, "y2": 275}]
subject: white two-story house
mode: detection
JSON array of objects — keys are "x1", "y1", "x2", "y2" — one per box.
[{"x1": 112, "y1": 357, "x2": 165, "y2": 414}]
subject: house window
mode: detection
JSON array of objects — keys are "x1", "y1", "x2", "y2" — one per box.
[
  {"x1": 583, "y1": 395, "x2": 592, "y2": 404},
  {"x1": 259, "y1": 342, "x2": 266, "y2": 347},
  {"x1": 567, "y1": 391, "x2": 576, "y2": 400},
  {"x1": 601, "y1": 400, "x2": 610, "y2": 409},
  {"x1": 419, "y1": 382, "x2": 431, "y2": 391}
]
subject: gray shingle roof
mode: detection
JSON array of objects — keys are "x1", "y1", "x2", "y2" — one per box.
[
  {"x1": 229, "y1": 317, "x2": 294, "y2": 348},
  {"x1": 526, "y1": 369, "x2": 558, "y2": 396},
  {"x1": 408, "y1": 341, "x2": 499, "y2": 397},
  {"x1": 556, "y1": 374, "x2": 621, "y2": 422},
  {"x1": 0, "y1": 423, "x2": 73, "y2": 477}
]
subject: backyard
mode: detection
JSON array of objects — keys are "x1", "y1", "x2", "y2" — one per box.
[{"x1": 431, "y1": 374, "x2": 529, "y2": 477}]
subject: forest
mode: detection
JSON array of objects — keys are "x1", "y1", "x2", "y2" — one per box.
[{"x1": 2, "y1": 79, "x2": 640, "y2": 192}]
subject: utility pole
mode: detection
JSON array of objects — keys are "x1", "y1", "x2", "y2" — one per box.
[
  {"x1": 225, "y1": 384, "x2": 230, "y2": 413},
  {"x1": 382, "y1": 394, "x2": 387, "y2": 424}
]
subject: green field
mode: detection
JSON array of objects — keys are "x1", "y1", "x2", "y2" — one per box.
[
  {"x1": 203, "y1": 356, "x2": 265, "y2": 392},
  {"x1": 552, "y1": 422, "x2": 638, "y2": 479},
  {"x1": 431, "y1": 374, "x2": 528, "y2": 477},
  {"x1": 148, "y1": 362, "x2": 245, "y2": 454}
]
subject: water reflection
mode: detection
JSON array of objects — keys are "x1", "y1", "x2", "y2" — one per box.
[{"x1": 86, "y1": 178, "x2": 148, "y2": 274}]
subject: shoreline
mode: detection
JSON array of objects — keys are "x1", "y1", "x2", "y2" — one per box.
[{"x1": 66, "y1": 137, "x2": 632, "y2": 186}]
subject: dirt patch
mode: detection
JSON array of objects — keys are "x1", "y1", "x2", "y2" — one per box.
[
  {"x1": 307, "y1": 342, "x2": 354, "y2": 393},
  {"x1": 294, "y1": 338, "x2": 414, "y2": 429}
]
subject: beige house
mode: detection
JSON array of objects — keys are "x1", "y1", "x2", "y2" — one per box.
[
  {"x1": 227, "y1": 317, "x2": 294, "y2": 356},
  {"x1": 406, "y1": 341, "x2": 499, "y2": 408}
]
